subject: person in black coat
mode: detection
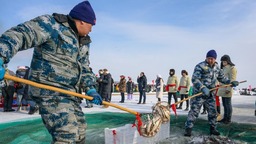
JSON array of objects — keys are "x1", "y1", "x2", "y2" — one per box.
[
  {"x1": 2, "y1": 69, "x2": 16, "y2": 112},
  {"x1": 137, "y1": 72, "x2": 147, "y2": 104},
  {"x1": 109, "y1": 77, "x2": 114, "y2": 102},
  {"x1": 101, "y1": 69, "x2": 112, "y2": 103},
  {"x1": 97, "y1": 69, "x2": 104, "y2": 96},
  {"x1": 22, "y1": 66, "x2": 39, "y2": 114}
]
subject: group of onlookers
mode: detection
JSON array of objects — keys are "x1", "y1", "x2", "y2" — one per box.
[{"x1": 1, "y1": 66, "x2": 38, "y2": 114}]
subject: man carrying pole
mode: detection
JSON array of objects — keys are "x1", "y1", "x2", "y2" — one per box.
[
  {"x1": 184, "y1": 50, "x2": 239, "y2": 137},
  {"x1": 0, "y1": 1, "x2": 102, "y2": 143}
]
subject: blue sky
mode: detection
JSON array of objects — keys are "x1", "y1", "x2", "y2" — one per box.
[{"x1": 1, "y1": 0, "x2": 256, "y2": 88}]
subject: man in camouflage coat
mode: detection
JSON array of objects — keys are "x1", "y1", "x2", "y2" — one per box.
[
  {"x1": 0, "y1": 1, "x2": 103, "y2": 143},
  {"x1": 184, "y1": 50, "x2": 239, "y2": 137}
]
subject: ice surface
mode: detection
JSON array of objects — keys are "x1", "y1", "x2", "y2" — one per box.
[{"x1": 0, "y1": 93, "x2": 255, "y2": 144}]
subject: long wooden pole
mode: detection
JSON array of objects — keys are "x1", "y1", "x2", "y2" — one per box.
[
  {"x1": 173, "y1": 80, "x2": 247, "y2": 106},
  {"x1": 4, "y1": 74, "x2": 139, "y2": 115}
]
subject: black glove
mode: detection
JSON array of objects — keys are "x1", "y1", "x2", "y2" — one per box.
[
  {"x1": 231, "y1": 81, "x2": 239, "y2": 87},
  {"x1": 86, "y1": 89, "x2": 103, "y2": 105},
  {"x1": 201, "y1": 87, "x2": 210, "y2": 96}
]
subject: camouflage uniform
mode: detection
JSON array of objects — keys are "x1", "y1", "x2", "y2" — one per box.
[
  {"x1": 185, "y1": 60, "x2": 230, "y2": 129},
  {"x1": 0, "y1": 13, "x2": 95, "y2": 143}
]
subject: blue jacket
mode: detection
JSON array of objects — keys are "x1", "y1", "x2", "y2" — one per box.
[{"x1": 192, "y1": 60, "x2": 230, "y2": 94}]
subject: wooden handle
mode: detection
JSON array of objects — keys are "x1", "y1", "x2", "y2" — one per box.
[
  {"x1": 174, "y1": 80, "x2": 247, "y2": 105},
  {"x1": 4, "y1": 74, "x2": 139, "y2": 115}
]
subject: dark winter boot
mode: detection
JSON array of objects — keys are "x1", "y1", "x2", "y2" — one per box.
[
  {"x1": 210, "y1": 126, "x2": 220, "y2": 136},
  {"x1": 28, "y1": 106, "x2": 39, "y2": 115},
  {"x1": 201, "y1": 110, "x2": 207, "y2": 115},
  {"x1": 184, "y1": 128, "x2": 192, "y2": 137},
  {"x1": 224, "y1": 117, "x2": 231, "y2": 124},
  {"x1": 218, "y1": 118, "x2": 226, "y2": 122}
]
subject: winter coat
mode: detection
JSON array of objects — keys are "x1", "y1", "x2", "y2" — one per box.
[
  {"x1": 118, "y1": 78, "x2": 126, "y2": 93},
  {"x1": 155, "y1": 78, "x2": 164, "y2": 99},
  {"x1": 15, "y1": 69, "x2": 27, "y2": 95},
  {"x1": 111, "y1": 78, "x2": 114, "y2": 93},
  {"x1": 4, "y1": 69, "x2": 15, "y2": 86},
  {"x1": 192, "y1": 61, "x2": 230, "y2": 95},
  {"x1": 178, "y1": 75, "x2": 190, "y2": 95},
  {"x1": 217, "y1": 65, "x2": 237, "y2": 97},
  {"x1": 23, "y1": 68, "x2": 31, "y2": 100},
  {"x1": 97, "y1": 74, "x2": 104, "y2": 95},
  {"x1": 0, "y1": 13, "x2": 96, "y2": 100},
  {"x1": 126, "y1": 81, "x2": 134, "y2": 94},
  {"x1": 101, "y1": 73, "x2": 112, "y2": 98},
  {"x1": 166, "y1": 75, "x2": 179, "y2": 93},
  {"x1": 2, "y1": 70, "x2": 15, "y2": 96},
  {"x1": 137, "y1": 75, "x2": 147, "y2": 92}
]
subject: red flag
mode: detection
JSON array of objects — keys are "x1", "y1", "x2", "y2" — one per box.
[
  {"x1": 171, "y1": 104, "x2": 177, "y2": 116},
  {"x1": 135, "y1": 113, "x2": 143, "y2": 135}
]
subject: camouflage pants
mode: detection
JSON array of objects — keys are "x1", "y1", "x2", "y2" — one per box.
[
  {"x1": 37, "y1": 96, "x2": 86, "y2": 143},
  {"x1": 185, "y1": 94, "x2": 217, "y2": 129}
]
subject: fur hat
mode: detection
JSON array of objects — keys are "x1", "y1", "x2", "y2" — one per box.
[
  {"x1": 169, "y1": 69, "x2": 175, "y2": 75},
  {"x1": 103, "y1": 68, "x2": 109, "y2": 74},
  {"x1": 220, "y1": 54, "x2": 235, "y2": 68}
]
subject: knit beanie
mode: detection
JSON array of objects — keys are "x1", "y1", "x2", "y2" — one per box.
[
  {"x1": 206, "y1": 49, "x2": 217, "y2": 59},
  {"x1": 69, "y1": 1, "x2": 96, "y2": 25}
]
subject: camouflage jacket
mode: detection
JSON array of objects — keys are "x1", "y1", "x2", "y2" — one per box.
[
  {"x1": 0, "y1": 13, "x2": 96, "y2": 98},
  {"x1": 192, "y1": 60, "x2": 230, "y2": 94}
]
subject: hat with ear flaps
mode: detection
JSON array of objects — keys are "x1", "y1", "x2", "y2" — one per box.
[{"x1": 220, "y1": 54, "x2": 235, "y2": 68}]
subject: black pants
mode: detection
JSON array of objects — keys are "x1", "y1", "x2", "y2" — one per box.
[
  {"x1": 2, "y1": 86, "x2": 15, "y2": 111},
  {"x1": 202, "y1": 103, "x2": 208, "y2": 112},
  {"x1": 222, "y1": 97, "x2": 232, "y2": 121},
  {"x1": 168, "y1": 92, "x2": 177, "y2": 105},
  {"x1": 138, "y1": 91, "x2": 146, "y2": 103},
  {"x1": 120, "y1": 92, "x2": 125, "y2": 102},
  {"x1": 179, "y1": 94, "x2": 189, "y2": 108}
]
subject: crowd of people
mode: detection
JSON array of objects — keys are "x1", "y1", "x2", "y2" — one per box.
[
  {"x1": 0, "y1": 1, "x2": 240, "y2": 143},
  {"x1": 1, "y1": 66, "x2": 39, "y2": 114}
]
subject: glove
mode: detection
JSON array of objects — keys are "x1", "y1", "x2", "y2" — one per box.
[
  {"x1": 0, "y1": 58, "x2": 6, "y2": 87},
  {"x1": 86, "y1": 89, "x2": 103, "y2": 105},
  {"x1": 231, "y1": 81, "x2": 239, "y2": 87},
  {"x1": 201, "y1": 87, "x2": 210, "y2": 96}
]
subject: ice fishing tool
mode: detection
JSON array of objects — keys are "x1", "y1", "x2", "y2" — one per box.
[
  {"x1": 135, "y1": 101, "x2": 170, "y2": 137},
  {"x1": 4, "y1": 74, "x2": 165, "y2": 137},
  {"x1": 170, "y1": 80, "x2": 247, "y2": 116}
]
